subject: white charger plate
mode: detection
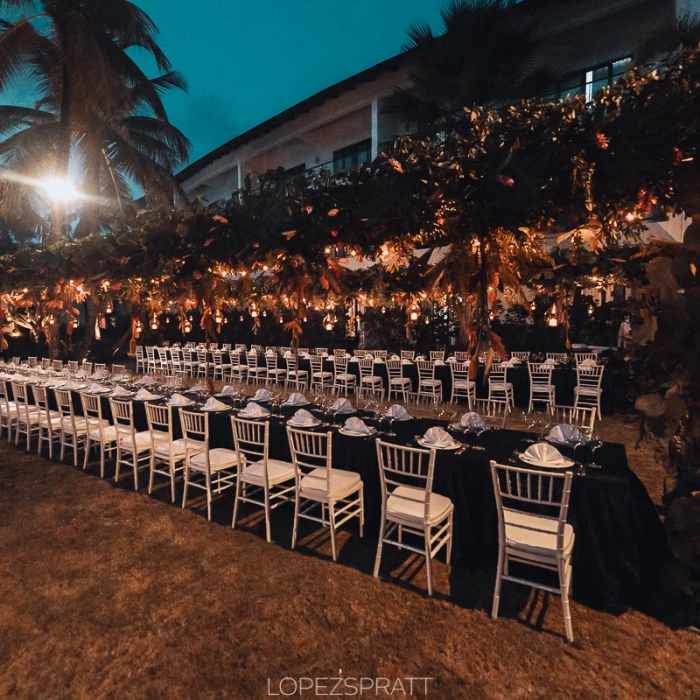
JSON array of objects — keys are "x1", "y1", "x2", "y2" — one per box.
[
  {"x1": 339, "y1": 427, "x2": 377, "y2": 437},
  {"x1": 284, "y1": 400, "x2": 310, "y2": 407},
  {"x1": 519, "y1": 453, "x2": 574, "y2": 469},
  {"x1": 287, "y1": 418, "x2": 322, "y2": 428}
]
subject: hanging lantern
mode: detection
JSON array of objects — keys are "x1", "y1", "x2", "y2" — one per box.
[
  {"x1": 166, "y1": 317, "x2": 171, "y2": 324},
  {"x1": 279, "y1": 315, "x2": 284, "y2": 324},
  {"x1": 150, "y1": 315, "x2": 159, "y2": 331},
  {"x1": 424, "y1": 316, "x2": 430, "y2": 325},
  {"x1": 548, "y1": 316, "x2": 559, "y2": 327},
  {"x1": 239, "y1": 315, "x2": 244, "y2": 322},
  {"x1": 530, "y1": 301, "x2": 536, "y2": 311},
  {"x1": 105, "y1": 301, "x2": 113, "y2": 314},
  {"x1": 183, "y1": 319, "x2": 192, "y2": 334},
  {"x1": 262, "y1": 310, "x2": 267, "y2": 317},
  {"x1": 588, "y1": 305, "x2": 594, "y2": 316},
  {"x1": 223, "y1": 317, "x2": 228, "y2": 324},
  {"x1": 323, "y1": 313, "x2": 336, "y2": 331},
  {"x1": 49, "y1": 317, "x2": 55, "y2": 326},
  {"x1": 249, "y1": 303, "x2": 259, "y2": 318},
  {"x1": 408, "y1": 302, "x2": 420, "y2": 322},
  {"x1": 381, "y1": 306, "x2": 386, "y2": 314},
  {"x1": 214, "y1": 309, "x2": 224, "y2": 324},
  {"x1": 72, "y1": 319, "x2": 80, "y2": 329}
]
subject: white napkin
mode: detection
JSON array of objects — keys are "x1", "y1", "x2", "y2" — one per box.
[
  {"x1": 364, "y1": 353, "x2": 374, "y2": 360},
  {"x1": 284, "y1": 351, "x2": 293, "y2": 358},
  {"x1": 390, "y1": 354, "x2": 400, "y2": 361},
  {"x1": 87, "y1": 382, "x2": 104, "y2": 393},
  {"x1": 111, "y1": 385, "x2": 132, "y2": 397},
  {"x1": 581, "y1": 358, "x2": 597, "y2": 367},
  {"x1": 240, "y1": 401, "x2": 270, "y2": 417},
  {"x1": 253, "y1": 388, "x2": 271, "y2": 402},
  {"x1": 422, "y1": 426, "x2": 454, "y2": 447},
  {"x1": 344, "y1": 416, "x2": 371, "y2": 434},
  {"x1": 415, "y1": 355, "x2": 426, "y2": 361},
  {"x1": 291, "y1": 408, "x2": 317, "y2": 426},
  {"x1": 215, "y1": 385, "x2": 236, "y2": 397},
  {"x1": 137, "y1": 376, "x2": 152, "y2": 386},
  {"x1": 549, "y1": 424, "x2": 582, "y2": 444},
  {"x1": 134, "y1": 388, "x2": 160, "y2": 401},
  {"x1": 169, "y1": 393, "x2": 194, "y2": 406},
  {"x1": 285, "y1": 392, "x2": 307, "y2": 406},
  {"x1": 385, "y1": 404, "x2": 410, "y2": 420},
  {"x1": 266, "y1": 350, "x2": 274, "y2": 356},
  {"x1": 544, "y1": 358, "x2": 556, "y2": 365},
  {"x1": 434, "y1": 359, "x2": 445, "y2": 366},
  {"x1": 460, "y1": 412, "x2": 486, "y2": 430},
  {"x1": 401, "y1": 359, "x2": 413, "y2": 365},
  {"x1": 523, "y1": 442, "x2": 567, "y2": 465},
  {"x1": 190, "y1": 380, "x2": 207, "y2": 392},
  {"x1": 92, "y1": 370, "x2": 110, "y2": 379},
  {"x1": 203, "y1": 397, "x2": 229, "y2": 411},
  {"x1": 446, "y1": 357, "x2": 456, "y2": 363},
  {"x1": 510, "y1": 358, "x2": 522, "y2": 365},
  {"x1": 331, "y1": 398, "x2": 354, "y2": 413}
]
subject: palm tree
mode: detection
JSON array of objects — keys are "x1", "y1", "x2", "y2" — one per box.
[
  {"x1": 0, "y1": 0, "x2": 190, "y2": 242},
  {"x1": 635, "y1": 11, "x2": 700, "y2": 65},
  {"x1": 388, "y1": 0, "x2": 558, "y2": 133}
]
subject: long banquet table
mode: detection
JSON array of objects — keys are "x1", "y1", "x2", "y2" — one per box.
[{"x1": 48, "y1": 384, "x2": 665, "y2": 614}]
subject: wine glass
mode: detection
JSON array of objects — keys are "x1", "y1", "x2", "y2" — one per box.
[{"x1": 584, "y1": 426, "x2": 603, "y2": 468}]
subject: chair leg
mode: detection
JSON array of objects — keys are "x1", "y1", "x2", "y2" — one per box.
[
  {"x1": 328, "y1": 501, "x2": 337, "y2": 562},
  {"x1": 264, "y1": 486, "x2": 272, "y2": 543},
  {"x1": 114, "y1": 447, "x2": 121, "y2": 483},
  {"x1": 446, "y1": 510, "x2": 454, "y2": 564},
  {"x1": 72, "y1": 435, "x2": 78, "y2": 467},
  {"x1": 424, "y1": 527, "x2": 434, "y2": 596},
  {"x1": 560, "y1": 560, "x2": 574, "y2": 643},
  {"x1": 492, "y1": 549, "x2": 505, "y2": 619},
  {"x1": 182, "y1": 463, "x2": 190, "y2": 508},
  {"x1": 232, "y1": 475, "x2": 242, "y2": 529},
  {"x1": 133, "y1": 453, "x2": 139, "y2": 491},
  {"x1": 148, "y1": 453, "x2": 155, "y2": 494},
  {"x1": 205, "y1": 471, "x2": 212, "y2": 521},
  {"x1": 100, "y1": 445, "x2": 106, "y2": 479},
  {"x1": 373, "y1": 514, "x2": 386, "y2": 578},
  {"x1": 83, "y1": 436, "x2": 90, "y2": 470},
  {"x1": 169, "y1": 461, "x2": 176, "y2": 503},
  {"x1": 359, "y1": 485, "x2": 364, "y2": 538}
]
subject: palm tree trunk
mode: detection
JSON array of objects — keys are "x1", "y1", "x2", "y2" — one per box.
[
  {"x1": 75, "y1": 134, "x2": 101, "y2": 237},
  {"x1": 77, "y1": 296, "x2": 97, "y2": 361}
]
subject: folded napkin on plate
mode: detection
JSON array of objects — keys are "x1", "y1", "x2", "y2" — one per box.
[
  {"x1": 87, "y1": 382, "x2": 104, "y2": 393},
  {"x1": 285, "y1": 392, "x2": 307, "y2": 406},
  {"x1": 169, "y1": 393, "x2": 194, "y2": 406},
  {"x1": 549, "y1": 423, "x2": 582, "y2": 444},
  {"x1": 284, "y1": 351, "x2": 293, "y2": 358},
  {"x1": 265, "y1": 350, "x2": 275, "y2": 356},
  {"x1": 137, "y1": 376, "x2": 152, "y2": 386},
  {"x1": 390, "y1": 354, "x2": 400, "y2": 361},
  {"x1": 331, "y1": 398, "x2": 354, "y2": 413},
  {"x1": 364, "y1": 353, "x2": 374, "y2": 360},
  {"x1": 581, "y1": 358, "x2": 597, "y2": 367},
  {"x1": 253, "y1": 388, "x2": 271, "y2": 402},
  {"x1": 422, "y1": 426, "x2": 454, "y2": 447},
  {"x1": 240, "y1": 401, "x2": 270, "y2": 417},
  {"x1": 291, "y1": 408, "x2": 317, "y2": 426},
  {"x1": 460, "y1": 412, "x2": 486, "y2": 430},
  {"x1": 74, "y1": 370, "x2": 86, "y2": 378},
  {"x1": 344, "y1": 416, "x2": 371, "y2": 434},
  {"x1": 203, "y1": 397, "x2": 229, "y2": 411},
  {"x1": 134, "y1": 388, "x2": 160, "y2": 401},
  {"x1": 215, "y1": 385, "x2": 236, "y2": 397},
  {"x1": 415, "y1": 355, "x2": 426, "y2": 362},
  {"x1": 523, "y1": 442, "x2": 566, "y2": 465},
  {"x1": 446, "y1": 356, "x2": 456, "y2": 363},
  {"x1": 401, "y1": 359, "x2": 413, "y2": 365},
  {"x1": 92, "y1": 369, "x2": 110, "y2": 379},
  {"x1": 111, "y1": 385, "x2": 132, "y2": 397},
  {"x1": 385, "y1": 404, "x2": 410, "y2": 420},
  {"x1": 434, "y1": 359, "x2": 446, "y2": 366},
  {"x1": 544, "y1": 358, "x2": 556, "y2": 365}
]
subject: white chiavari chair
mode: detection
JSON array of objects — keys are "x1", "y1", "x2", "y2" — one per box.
[
  {"x1": 229, "y1": 350, "x2": 248, "y2": 383},
  {"x1": 354, "y1": 349, "x2": 367, "y2": 359},
  {"x1": 374, "y1": 440, "x2": 453, "y2": 596},
  {"x1": 416, "y1": 360, "x2": 442, "y2": 400},
  {"x1": 309, "y1": 355, "x2": 333, "y2": 391},
  {"x1": 550, "y1": 405, "x2": 596, "y2": 433},
  {"x1": 32, "y1": 384, "x2": 62, "y2": 459},
  {"x1": 373, "y1": 350, "x2": 388, "y2": 360},
  {"x1": 528, "y1": 362, "x2": 555, "y2": 413},
  {"x1": 40, "y1": 358, "x2": 51, "y2": 370},
  {"x1": 400, "y1": 350, "x2": 415, "y2": 361},
  {"x1": 333, "y1": 355, "x2": 356, "y2": 396},
  {"x1": 546, "y1": 353, "x2": 568, "y2": 363},
  {"x1": 265, "y1": 352, "x2": 287, "y2": 386},
  {"x1": 285, "y1": 353, "x2": 308, "y2": 390},
  {"x1": 490, "y1": 461, "x2": 575, "y2": 643},
  {"x1": 52, "y1": 360, "x2": 63, "y2": 372},
  {"x1": 81, "y1": 360, "x2": 93, "y2": 375},
  {"x1": 146, "y1": 403, "x2": 198, "y2": 502},
  {"x1": 135, "y1": 346, "x2": 146, "y2": 373},
  {"x1": 357, "y1": 357, "x2": 384, "y2": 398},
  {"x1": 55, "y1": 388, "x2": 91, "y2": 466},
  {"x1": 246, "y1": 350, "x2": 267, "y2": 385},
  {"x1": 287, "y1": 427, "x2": 364, "y2": 562},
  {"x1": 28, "y1": 356, "x2": 38, "y2": 367},
  {"x1": 181, "y1": 348, "x2": 196, "y2": 377},
  {"x1": 454, "y1": 351, "x2": 470, "y2": 362},
  {"x1": 0, "y1": 378, "x2": 19, "y2": 442},
  {"x1": 211, "y1": 350, "x2": 227, "y2": 381},
  {"x1": 110, "y1": 398, "x2": 165, "y2": 490},
  {"x1": 235, "y1": 344, "x2": 247, "y2": 353},
  {"x1": 575, "y1": 352, "x2": 598, "y2": 364},
  {"x1": 386, "y1": 359, "x2": 411, "y2": 402},
  {"x1": 429, "y1": 350, "x2": 445, "y2": 362},
  {"x1": 81, "y1": 392, "x2": 117, "y2": 477},
  {"x1": 574, "y1": 364, "x2": 604, "y2": 419},
  {"x1": 67, "y1": 361, "x2": 79, "y2": 373},
  {"x1": 231, "y1": 417, "x2": 295, "y2": 542},
  {"x1": 450, "y1": 361, "x2": 475, "y2": 408},
  {"x1": 314, "y1": 347, "x2": 328, "y2": 356},
  {"x1": 333, "y1": 349, "x2": 346, "y2": 359},
  {"x1": 488, "y1": 364, "x2": 514, "y2": 409},
  {"x1": 221, "y1": 344, "x2": 232, "y2": 351},
  {"x1": 196, "y1": 348, "x2": 209, "y2": 378},
  {"x1": 180, "y1": 409, "x2": 239, "y2": 521},
  {"x1": 472, "y1": 397, "x2": 511, "y2": 428},
  {"x1": 512, "y1": 351, "x2": 531, "y2": 361},
  {"x1": 11, "y1": 380, "x2": 40, "y2": 452},
  {"x1": 93, "y1": 363, "x2": 107, "y2": 372},
  {"x1": 145, "y1": 346, "x2": 157, "y2": 373}
]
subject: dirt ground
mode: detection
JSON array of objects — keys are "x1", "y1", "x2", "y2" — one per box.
[{"x1": 0, "y1": 413, "x2": 698, "y2": 699}]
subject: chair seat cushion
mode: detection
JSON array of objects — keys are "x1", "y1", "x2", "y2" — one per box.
[
  {"x1": 241, "y1": 459, "x2": 295, "y2": 486},
  {"x1": 390, "y1": 377, "x2": 411, "y2": 385},
  {"x1": 154, "y1": 437, "x2": 201, "y2": 460},
  {"x1": 335, "y1": 373, "x2": 356, "y2": 382},
  {"x1": 361, "y1": 376, "x2": 382, "y2": 385},
  {"x1": 118, "y1": 430, "x2": 153, "y2": 452},
  {"x1": 312, "y1": 371, "x2": 333, "y2": 378},
  {"x1": 453, "y1": 380, "x2": 475, "y2": 389},
  {"x1": 504, "y1": 510, "x2": 574, "y2": 558},
  {"x1": 189, "y1": 448, "x2": 239, "y2": 472},
  {"x1": 88, "y1": 425, "x2": 119, "y2": 442},
  {"x1": 387, "y1": 485, "x2": 453, "y2": 526},
  {"x1": 420, "y1": 379, "x2": 442, "y2": 386},
  {"x1": 300, "y1": 467, "x2": 361, "y2": 500},
  {"x1": 575, "y1": 386, "x2": 601, "y2": 396}
]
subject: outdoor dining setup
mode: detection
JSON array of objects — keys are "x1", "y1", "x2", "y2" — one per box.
[{"x1": 0, "y1": 344, "x2": 665, "y2": 644}]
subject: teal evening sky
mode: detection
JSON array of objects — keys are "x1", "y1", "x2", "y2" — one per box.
[{"x1": 136, "y1": 0, "x2": 446, "y2": 167}]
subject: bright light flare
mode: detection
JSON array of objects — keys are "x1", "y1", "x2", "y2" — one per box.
[{"x1": 41, "y1": 177, "x2": 81, "y2": 202}]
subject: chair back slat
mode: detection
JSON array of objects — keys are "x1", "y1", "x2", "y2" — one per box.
[{"x1": 287, "y1": 427, "x2": 332, "y2": 490}]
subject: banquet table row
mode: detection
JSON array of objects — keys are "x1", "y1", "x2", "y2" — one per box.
[{"x1": 39, "y1": 384, "x2": 666, "y2": 614}]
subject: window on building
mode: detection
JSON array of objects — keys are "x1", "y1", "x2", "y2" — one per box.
[
  {"x1": 553, "y1": 57, "x2": 631, "y2": 102},
  {"x1": 333, "y1": 139, "x2": 372, "y2": 175}
]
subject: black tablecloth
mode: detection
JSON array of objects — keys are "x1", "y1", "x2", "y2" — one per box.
[{"x1": 51, "y1": 386, "x2": 665, "y2": 614}]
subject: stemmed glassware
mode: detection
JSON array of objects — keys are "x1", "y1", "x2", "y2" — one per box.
[{"x1": 583, "y1": 426, "x2": 603, "y2": 468}]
